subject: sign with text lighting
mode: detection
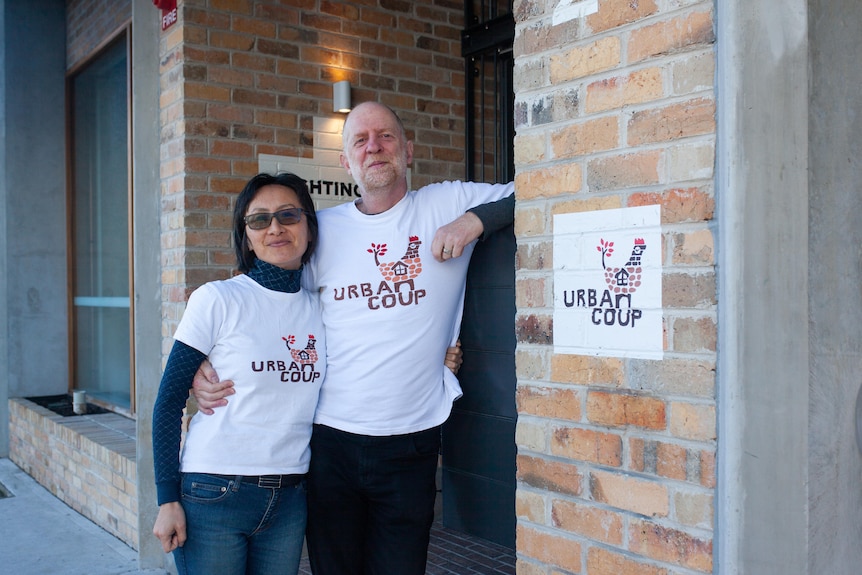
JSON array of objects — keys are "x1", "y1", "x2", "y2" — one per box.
[{"x1": 553, "y1": 205, "x2": 663, "y2": 359}]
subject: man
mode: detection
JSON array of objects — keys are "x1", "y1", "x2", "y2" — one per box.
[{"x1": 194, "y1": 101, "x2": 513, "y2": 574}]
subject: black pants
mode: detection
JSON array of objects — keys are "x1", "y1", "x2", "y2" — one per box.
[{"x1": 306, "y1": 424, "x2": 441, "y2": 575}]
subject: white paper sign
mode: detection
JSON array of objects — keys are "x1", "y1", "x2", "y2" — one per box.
[
  {"x1": 553, "y1": 0, "x2": 599, "y2": 25},
  {"x1": 553, "y1": 205, "x2": 663, "y2": 359}
]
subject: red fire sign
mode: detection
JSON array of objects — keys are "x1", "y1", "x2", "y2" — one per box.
[{"x1": 154, "y1": 0, "x2": 178, "y2": 31}]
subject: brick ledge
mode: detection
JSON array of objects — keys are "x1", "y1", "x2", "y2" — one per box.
[{"x1": 8, "y1": 397, "x2": 139, "y2": 548}]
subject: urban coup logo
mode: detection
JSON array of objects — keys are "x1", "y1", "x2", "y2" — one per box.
[
  {"x1": 561, "y1": 237, "x2": 647, "y2": 328},
  {"x1": 249, "y1": 334, "x2": 322, "y2": 383},
  {"x1": 332, "y1": 235, "x2": 428, "y2": 309}
]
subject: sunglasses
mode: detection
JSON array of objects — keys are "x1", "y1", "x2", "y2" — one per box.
[{"x1": 244, "y1": 208, "x2": 306, "y2": 230}]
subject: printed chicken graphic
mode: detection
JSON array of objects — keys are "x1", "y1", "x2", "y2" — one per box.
[
  {"x1": 598, "y1": 237, "x2": 646, "y2": 294},
  {"x1": 282, "y1": 334, "x2": 318, "y2": 365},
  {"x1": 368, "y1": 236, "x2": 423, "y2": 282}
]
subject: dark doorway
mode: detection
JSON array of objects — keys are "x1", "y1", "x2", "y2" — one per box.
[{"x1": 441, "y1": 0, "x2": 516, "y2": 549}]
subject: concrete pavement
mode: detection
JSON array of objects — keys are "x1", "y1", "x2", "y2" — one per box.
[
  {"x1": 0, "y1": 457, "x2": 166, "y2": 575},
  {"x1": 0, "y1": 456, "x2": 516, "y2": 575}
]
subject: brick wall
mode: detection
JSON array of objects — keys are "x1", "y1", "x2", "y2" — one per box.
[
  {"x1": 512, "y1": 0, "x2": 716, "y2": 573},
  {"x1": 158, "y1": 0, "x2": 469, "y2": 352},
  {"x1": 8, "y1": 399, "x2": 139, "y2": 548}
]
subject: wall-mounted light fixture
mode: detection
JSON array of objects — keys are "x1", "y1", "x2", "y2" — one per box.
[{"x1": 333, "y1": 80, "x2": 351, "y2": 113}]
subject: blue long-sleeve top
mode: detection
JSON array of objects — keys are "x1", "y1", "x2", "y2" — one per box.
[
  {"x1": 152, "y1": 260, "x2": 303, "y2": 506},
  {"x1": 468, "y1": 192, "x2": 514, "y2": 240}
]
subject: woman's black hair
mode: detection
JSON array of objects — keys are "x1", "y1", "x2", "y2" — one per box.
[{"x1": 233, "y1": 172, "x2": 318, "y2": 273}]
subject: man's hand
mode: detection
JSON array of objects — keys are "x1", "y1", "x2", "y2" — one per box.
[
  {"x1": 191, "y1": 359, "x2": 234, "y2": 415},
  {"x1": 432, "y1": 212, "x2": 484, "y2": 262},
  {"x1": 153, "y1": 501, "x2": 187, "y2": 553},
  {"x1": 445, "y1": 340, "x2": 463, "y2": 375}
]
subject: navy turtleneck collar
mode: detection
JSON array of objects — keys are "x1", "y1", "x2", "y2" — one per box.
[{"x1": 246, "y1": 259, "x2": 302, "y2": 293}]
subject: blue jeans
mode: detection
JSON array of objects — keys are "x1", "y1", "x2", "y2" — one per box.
[
  {"x1": 306, "y1": 424, "x2": 441, "y2": 575},
  {"x1": 173, "y1": 472, "x2": 307, "y2": 575}
]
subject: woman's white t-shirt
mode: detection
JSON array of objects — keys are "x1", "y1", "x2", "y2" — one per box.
[{"x1": 175, "y1": 274, "x2": 326, "y2": 476}]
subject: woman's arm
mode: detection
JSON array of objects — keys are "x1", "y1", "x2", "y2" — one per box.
[
  {"x1": 151, "y1": 340, "x2": 207, "y2": 552},
  {"x1": 152, "y1": 341, "x2": 206, "y2": 504}
]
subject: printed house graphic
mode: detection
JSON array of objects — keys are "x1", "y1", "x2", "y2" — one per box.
[{"x1": 391, "y1": 260, "x2": 408, "y2": 276}]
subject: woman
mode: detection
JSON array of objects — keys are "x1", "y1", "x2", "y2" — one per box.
[{"x1": 152, "y1": 172, "x2": 323, "y2": 575}]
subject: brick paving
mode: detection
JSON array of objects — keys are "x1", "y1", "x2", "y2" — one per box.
[{"x1": 298, "y1": 520, "x2": 516, "y2": 575}]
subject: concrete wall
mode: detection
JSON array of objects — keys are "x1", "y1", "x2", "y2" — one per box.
[
  {"x1": 717, "y1": 2, "x2": 862, "y2": 573},
  {"x1": 0, "y1": 0, "x2": 68, "y2": 456},
  {"x1": 808, "y1": 0, "x2": 862, "y2": 571}
]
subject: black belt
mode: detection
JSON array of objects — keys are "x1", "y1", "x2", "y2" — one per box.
[{"x1": 237, "y1": 474, "x2": 304, "y2": 488}]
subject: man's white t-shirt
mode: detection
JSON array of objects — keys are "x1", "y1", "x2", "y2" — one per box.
[{"x1": 305, "y1": 180, "x2": 513, "y2": 436}]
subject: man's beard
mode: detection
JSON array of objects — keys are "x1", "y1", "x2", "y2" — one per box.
[{"x1": 358, "y1": 156, "x2": 406, "y2": 192}]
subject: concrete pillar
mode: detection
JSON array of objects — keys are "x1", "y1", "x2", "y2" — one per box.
[
  {"x1": 716, "y1": 0, "x2": 810, "y2": 572},
  {"x1": 130, "y1": 0, "x2": 169, "y2": 569}
]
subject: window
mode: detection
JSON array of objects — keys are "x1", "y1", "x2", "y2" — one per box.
[{"x1": 68, "y1": 31, "x2": 133, "y2": 413}]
